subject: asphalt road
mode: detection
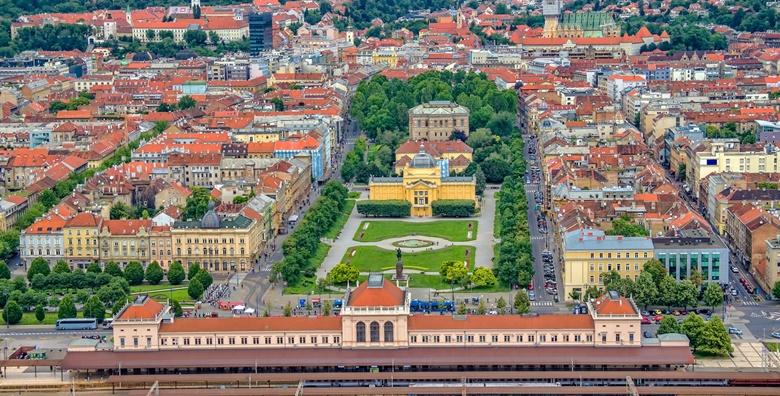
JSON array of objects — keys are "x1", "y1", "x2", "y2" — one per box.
[{"x1": 522, "y1": 132, "x2": 562, "y2": 306}]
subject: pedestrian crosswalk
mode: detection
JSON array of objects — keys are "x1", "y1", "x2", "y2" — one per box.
[
  {"x1": 741, "y1": 299, "x2": 759, "y2": 306},
  {"x1": 531, "y1": 301, "x2": 553, "y2": 306}
]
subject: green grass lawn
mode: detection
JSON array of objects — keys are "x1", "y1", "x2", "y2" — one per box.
[
  {"x1": 130, "y1": 282, "x2": 185, "y2": 293},
  {"x1": 342, "y1": 245, "x2": 475, "y2": 273},
  {"x1": 353, "y1": 220, "x2": 478, "y2": 242},
  {"x1": 0, "y1": 311, "x2": 67, "y2": 326},
  {"x1": 131, "y1": 282, "x2": 192, "y2": 303},
  {"x1": 324, "y1": 199, "x2": 356, "y2": 239},
  {"x1": 765, "y1": 342, "x2": 780, "y2": 352},
  {"x1": 283, "y1": 242, "x2": 331, "y2": 295},
  {"x1": 348, "y1": 192, "x2": 361, "y2": 199}
]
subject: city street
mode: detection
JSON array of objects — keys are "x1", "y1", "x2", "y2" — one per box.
[{"x1": 522, "y1": 132, "x2": 563, "y2": 307}]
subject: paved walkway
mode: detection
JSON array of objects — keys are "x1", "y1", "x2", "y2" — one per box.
[{"x1": 317, "y1": 188, "x2": 497, "y2": 278}]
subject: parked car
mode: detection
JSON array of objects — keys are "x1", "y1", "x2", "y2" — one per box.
[
  {"x1": 731, "y1": 266, "x2": 739, "y2": 273},
  {"x1": 771, "y1": 331, "x2": 780, "y2": 339},
  {"x1": 727, "y1": 327, "x2": 743, "y2": 335},
  {"x1": 731, "y1": 289, "x2": 738, "y2": 296},
  {"x1": 653, "y1": 315, "x2": 664, "y2": 322},
  {"x1": 641, "y1": 316, "x2": 651, "y2": 325},
  {"x1": 643, "y1": 331, "x2": 654, "y2": 338}
]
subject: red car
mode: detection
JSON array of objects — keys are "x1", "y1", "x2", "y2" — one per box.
[
  {"x1": 653, "y1": 315, "x2": 664, "y2": 323},
  {"x1": 641, "y1": 316, "x2": 651, "y2": 325},
  {"x1": 528, "y1": 282, "x2": 534, "y2": 290}
]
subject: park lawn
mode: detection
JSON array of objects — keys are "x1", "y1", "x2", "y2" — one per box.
[
  {"x1": 347, "y1": 192, "x2": 361, "y2": 199},
  {"x1": 0, "y1": 311, "x2": 65, "y2": 326},
  {"x1": 324, "y1": 199, "x2": 356, "y2": 239},
  {"x1": 342, "y1": 245, "x2": 475, "y2": 273},
  {"x1": 130, "y1": 282, "x2": 185, "y2": 293},
  {"x1": 283, "y1": 243, "x2": 331, "y2": 295},
  {"x1": 141, "y1": 288, "x2": 192, "y2": 303},
  {"x1": 353, "y1": 220, "x2": 477, "y2": 242}
]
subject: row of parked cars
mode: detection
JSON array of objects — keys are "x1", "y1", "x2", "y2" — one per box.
[{"x1": 640, "y1": 308, "x2": 716, "y2": 324}]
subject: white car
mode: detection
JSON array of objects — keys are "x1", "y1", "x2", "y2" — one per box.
[
  {"x1": 731, "y1": 266, "x2": 739, "y2": 273},
  {"x1": 731, "y1": 289, "x2": 738, "y2": 296}
]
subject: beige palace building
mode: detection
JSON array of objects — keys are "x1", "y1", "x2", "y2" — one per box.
[
  {"x1": 368, "y1": 147, "x2": 476, "y2": 217},
  {"x1": 408, "y1": 101, "x2": 470, "y2": 141},
  {"x1": 110, "y1": 274, "x2": 687, "y2": 353},
  {"x1": 562, "y1": 229, "x2": 654, "y2": 300}
]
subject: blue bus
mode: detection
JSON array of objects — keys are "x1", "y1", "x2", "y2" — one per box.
[{"x1": 55, "y1": 318, "x2": 97, "y2": 330}]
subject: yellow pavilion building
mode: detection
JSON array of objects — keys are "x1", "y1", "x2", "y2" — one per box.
[{"x1": 368, "y1": 146, "x2": 476, "y2": 217}]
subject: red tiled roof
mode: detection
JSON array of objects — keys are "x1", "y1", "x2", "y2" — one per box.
[
  {"x1": 101, "y1": 219, "x2": 152, "y2": 235},
  {"x1": 119, "y1": 298, "x2": 165, "y2": 321},
  {"x1": 409, "y1": 314, "x2": 594, "y2": 330},
  {"x1": 348, "y1": 279, "x2": 404, "y2": 307},
  {"x1": 593, "y1": 295, "x2": 637, "y2": 316},
  {"x1": 161, "y1": 316, "x2": 342, "y2": 333},
  {"x1": 65, "y1": 212, "x2": 101, "y2": 228}
]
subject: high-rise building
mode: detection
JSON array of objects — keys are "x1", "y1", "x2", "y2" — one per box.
[{"x1": 248, "y1": 12, "x2": 272, "y2": 55}]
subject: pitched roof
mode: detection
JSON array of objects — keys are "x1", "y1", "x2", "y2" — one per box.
[
  {"x1": 348, "y1": 278, "x2": 404, "y2": 307},
  {"x1": 409, "y1": 314, "x2": 594, "y2": 330},
  {"x1": 160, "y1": 316, "x2": 342, "y2": 333},
  {"x1": 65, "y1": 212, "x2": 101, "y2": 228},
  {"x1": 118, "y1": 298, "x2": 164, "y2": 321},
  {"x1": 101, "y1": 219, "x2": 152, "y2": 235}
]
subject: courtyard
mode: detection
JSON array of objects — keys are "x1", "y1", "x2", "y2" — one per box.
[{"x1": 309, "y1": 189, "x2": 498, "y2": 293}]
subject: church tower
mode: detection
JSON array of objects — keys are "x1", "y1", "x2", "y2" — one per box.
[{"x1": 542, "y1": 0, "x2": 561, "y2": 38}]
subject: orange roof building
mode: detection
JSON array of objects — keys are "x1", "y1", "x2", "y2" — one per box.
[{"x1": 100, "y1": 273, "x2": 691, "y2": 373}]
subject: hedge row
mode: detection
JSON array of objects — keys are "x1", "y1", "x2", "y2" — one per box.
[
  {"x1": 356, "y1": 200, "x2": 411, "y2": 217},
  {"x1": 432, "y1": 200, "x2": 475, "y2": 217}
]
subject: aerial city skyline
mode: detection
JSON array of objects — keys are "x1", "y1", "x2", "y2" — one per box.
[{"x1": 0, "y1": 0, "x2": 777, "y2": 394}]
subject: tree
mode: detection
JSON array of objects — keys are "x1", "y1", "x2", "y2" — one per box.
[
  {"x1": 689, "y1": 268, "x2": 704, "y2": 289},
  {"x1": 145, "y1": 262, "x2": 164, "y2": 285},
  {"x1": 326, "y1": 263, "x2": 360, "y2": 285},
  {"x1": 643, "y1": 259, "x2": 667, "y2": 288},
  {"x1": 703, "y1": 282, "x2": 724, "y2": 309},
  {"x1": 774, "y1": 281, "x2": 780, "y2": 300},
  {"x1": 441, "y1": 260, "x2": 470, "y2": 286},
  {"x1": 283, "y1": 301, "x2": 292, "y2": 317},
  {"x1": 187, "y1": 278, "x2": 204, "y2": 300},
  {"x1": 475, "y1": 165, "x2": 486, "y2": 195},
  {"x1": 171, "y1": 299, "x2": 183, "y2": 317},
  {"x1": 194, "y1": 270, "x2": 213, "y2": 290},
  {"x1": 104, "y1": 262, "x2": 123, "y2": 278},
  {"x1": 177, "y1": 95, "x2": 197, "y2": 110},
  {"x1": 3, "y1": 300, "x2": 22, "y2": 325},
  {"x1": 657, "y1": 316, "x2": 681, "y2": 335},
  {"x1": 471, "y1": 267, "x2": 497, "y2": 288},
  {"x1": 514, "y1": 290, "x2": 530, "y2": 314},
  {"x1": 187, "y1": 263, "x2": 201, "y2": 280},
  {"x1": 34, "y1": 304, "x2": 45, "y2": 323},
  {"x1": 602, "y1": 270, "x2": 622, "y2": 289},
  {"x1": 457, "y1": 303, "x2": 467, "y2": 314},
  {"x1": 167, "y1": 261, "x2": 185, "y2": 285},
  {"x1": 605, "y1": 215, "x2": 649, "y2": 237},
  {"x1": 83, "y1": 295, "x2": 105, "y2": 323},
  {"x1": 0, "y1": 261, "x2": 9, "y2": 280},
  {"x1": 57, "y1": 295, "x2": 77, "y2": 319},
  {"x1": 681, "y1": 313, "x2": 707, "y2": 351},
  {"x1": 477, "y1": 299, "x2": 487, "y2": 314},
  {"x1": 124, "y1": 262, "x2": 145, "y2": 286},
  {"x1": 480, "y1": 157, "x2": 512, "y2": 183},
  {"x1": 146, "y1": 29, "x2": 156, "y2": 41},
  {"x1": 658, "y1": 275, "x2": 678, "y2": 307},
  {"x1": 633, "y1": 271, "x2": 659, "y2": 308},
  {"x1": 183, "y1": 30, "x2": 207, "y2": 46},
  {"x1": 322, "y1": 300, "x2": 331, "y2": 316},
  {"x1": 52, "y1": 260, "x2": 71, "y2": 274},
  {"x1": 27, "y1": 258, "x2": 51, "y2": 281},
  {"x1": 496, "y1": 296, "x2": 507, "y2": 314},
  {"x1": 676, "y1": 279, "x2": 699, "y2": 309},
  {"x1": 697, "y1": 316, "x2": 733, "y2": 356},
  {"x1": 110, "y1": 202, "x2": 132, "y2": 220},
  {"x1": 86, "y1": 262, "x2": 102, "y2": 274},
  {"x1": 183, "y1": 188, "x2": 212, "y2": 220}
]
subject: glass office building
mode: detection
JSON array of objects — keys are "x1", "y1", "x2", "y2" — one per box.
[{"x1": 652, "y1": 229, "x2": 729, "y2": 284}]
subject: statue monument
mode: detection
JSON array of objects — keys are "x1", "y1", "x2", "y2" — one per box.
[{"x1": 394, "y1": 247, "x2": 407, "y2": 281}]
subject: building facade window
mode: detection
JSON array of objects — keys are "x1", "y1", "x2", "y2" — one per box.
[
  {"x1": 370, "y1": 321, "x2": 380, "y2": 342},
  {"x1": 356, "y1": 321, "x2": 366, "y2": 343},
  {"x1": 383, "y1": 321, "x2": 394, "y2": 342}
]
